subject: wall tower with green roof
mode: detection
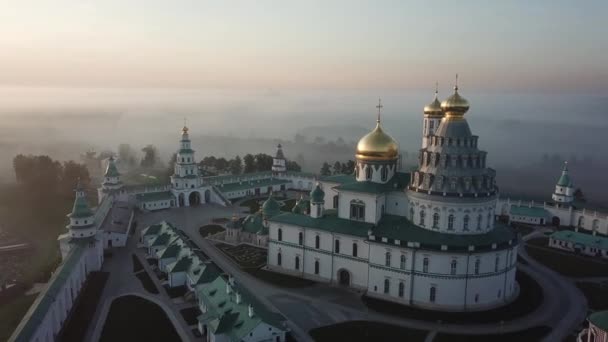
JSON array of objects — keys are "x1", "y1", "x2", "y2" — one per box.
[{"x1": 552, "y1": 161, "x2": 575, "y2": 205}]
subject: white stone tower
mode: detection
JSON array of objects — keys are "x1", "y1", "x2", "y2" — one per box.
[
  {"x1": 98, "y1": 156, "x2": 123, "y2": 203},
  {"x1": 272, "y1": 144, "x2": 287, "y2": 176},
  {"x1": 67, "y1": 180, "x2": 97, "y2": 239},
  {"x1": 171, "y1": 124, "x2": 201, "y2": 190},
  {"x1": 552, "y1": 161, "x2": 575, "y2": 205},
  {"x1": 422, "y1": 83, "x2": 444, "y2": 148}
]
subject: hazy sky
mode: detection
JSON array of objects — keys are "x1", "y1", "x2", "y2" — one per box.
[{"x1": 1, "y1": 0, "x2": 607, "y2": 92}]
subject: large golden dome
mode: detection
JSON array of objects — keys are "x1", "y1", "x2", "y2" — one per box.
[
  {"x1": 356, "y1": 122, "x2": 399, "y2": 161},
  {"x1": 441, "y1": 81, "x2": 469, "y2": 117}
]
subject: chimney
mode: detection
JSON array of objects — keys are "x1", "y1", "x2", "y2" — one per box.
[
  {"x1": 236, "y1": 292, "x2": 242, "y2": 304},
  {"x1": 248, "y1": 304, "x2": 254, "y2": 318}
]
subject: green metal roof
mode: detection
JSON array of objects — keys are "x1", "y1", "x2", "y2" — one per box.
[
  {"x1": 151, "y1": 233, "x2": 172, "y2": 247},
  {"x1": 270, "y1": 211, "x2": 371, "y2": 238},
  {"x1": 195, "y1": 263, "x2": 223, "y2": 285},
  {"x1": 291, "y1": 198, "x2": 309, "y2": 214},
  {"x1": 10, "y1": 244, "x2": 87, "y2": 342},
  {"x1": 310, "y1": 184, "x2": 325, "y2": 203},
  {"x1": 178, "y1": 148, "x2": 195, "y2": 154},
  {"x1": 136, "y1": 191, "x2": 175, "y2": 202},
  {"x1": 334, "y1": 172, "x2": 410, "y2": 194},
  {"x1": 242, "y1": 212, "x2": 265, "y2": 234},
  {"x1": 371, "y1": 215, "x2": 518, "y2": 251},
  {"x1": 69, "y1": 193, "x2": 94, "y2": 219},
  {"x1": 169, "y1": 256, "x2": 193, "y2": 273},
  {"x1": 556, "y1": 163, "x2": 572, "y2": 187},
  {"x1": 510, "y1": 205, "x2": 551, "y2": 218},
  {"x1": 320, "y1": 174, "x2": 355, "y2": 184},
  {"x1": 158, "y1": 243, "x2": 182, "y2": 259},
  {"x1": 589, "y1": 310, "x2": 608, "y2": 330},
  {"x1": 104, "y1": 157, "x2": 120, "y2": 177},
  {"x1": 262, "y1": 193, "x2": 281, "y2": 217},
  {"x1": 142, "y1": 223, "x2": 163, "y2": 236},
  {"x1": 217, "y1": 178, "x2": 290, "y2": 193},
  {"x1": 551, "y1": 230, "x2": 608, "y2": 250}
]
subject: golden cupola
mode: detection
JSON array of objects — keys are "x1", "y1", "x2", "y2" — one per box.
[
  {"x1": 355, "y1": 100, "x2": 399, "y2": 161},
  {"x1": 424, "y1": 85, "x2": 443, "y2": 116},
  {"x1": 441, "y1": 75, "x2": 469, "y2": 118}
]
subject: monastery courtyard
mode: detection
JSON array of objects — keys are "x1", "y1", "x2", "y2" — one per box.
[{"x1": 78, "y1": 203, "x2": 588, "y2": 342}]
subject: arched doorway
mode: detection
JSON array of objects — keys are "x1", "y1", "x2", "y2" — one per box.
[
  {"x1": 204, "y1": 190, "x2": 211, "y2": 203},
  {"x1": 338, "y1": 269, "x2": 350, "y2": 286},
  {"x1": 551, "y1": 216, "x2": 560, "y2": 227},
  {"x1": 178, "y1": 193, "x2": 185, "y2": 207},
  {"x1": 189, "y1": 191, "x2": 201, "y2": 206}
]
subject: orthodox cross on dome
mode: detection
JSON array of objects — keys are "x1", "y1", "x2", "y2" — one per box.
[
  {"x1": 435, "y1": 81, "x2": 439, "y2": 95},
  {"x1": 376, "y1": 98, "x2": 383, "y2": 123},
  {"x1": 454, "y1": 73, "x2": 459, "y2": 91}
]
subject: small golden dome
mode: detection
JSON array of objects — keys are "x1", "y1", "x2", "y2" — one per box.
[
  {"x1": 424, "y1": 89, "x2": 443, "y2": 116},
  {"x1": 356, "y1": 122, "x2": 399, "y2": 161},
  {"x1": 182, "y1": 126, "x2": 189, "y2": 134},
  {"x1": 441, "y1": 76, "x2": 469, "y2": 117}
]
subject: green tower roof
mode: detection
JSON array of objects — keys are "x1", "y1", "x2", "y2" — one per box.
[
  {"x1": 262, "y1": 192, "x2": 281, "y2": 217},
  {"x1": 556, "y1": 162, "x2": 572, "y2": 187},
  {"x1": 69, "y1": 182, "x2": 93, "y2": 219},
  {"x1": 589, "y1": 311, "x2": 608, "y2": 330},
  {"x1": 104, "y1": 156, "x2": 120, "y2": 178},
  {"x1": 310, "y1": 183, "x2": 325, "y2": 203}
]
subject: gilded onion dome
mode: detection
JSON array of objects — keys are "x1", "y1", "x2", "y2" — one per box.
[
  {"x1": 441, "y1": 75, "x2": 469, "y2": 117},
  {"x1": 182, "y1": 125, "x2": 189, "y2": 134},
  {"x1": 424, "y1": 84, "x2": 443, "y2": 116},
  {"x1": 356, "y1": 100, "x2": 399, "y2": 161}
]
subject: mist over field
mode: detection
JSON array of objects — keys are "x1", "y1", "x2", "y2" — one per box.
[{"x1": 0, "y1": 86, "x2": 606, "y2": 205}]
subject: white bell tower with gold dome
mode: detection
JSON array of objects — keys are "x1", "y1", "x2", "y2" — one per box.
[{"x1": 422, "y1": 83, "x2": 444, "y2": 148}]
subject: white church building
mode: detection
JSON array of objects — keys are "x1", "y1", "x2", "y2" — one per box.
[{"x1": 266, "y1": 84, "x2": 520, "y2": 312}]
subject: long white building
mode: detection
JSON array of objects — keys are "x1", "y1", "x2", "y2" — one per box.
[{"x1": 267, "y1": 84, "x2": 519, "y2": 312}]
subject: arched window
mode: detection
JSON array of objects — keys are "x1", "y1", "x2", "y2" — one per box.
[
  {"x1": 400, "y1": 255, "x2": 406, "y2": 270},
  {"x1": 487, "y1": 212, "x2": 492, "y2": 228},
  {"x1": 350, "y1": 200, "x2": 365, "y2": 221},
  {"x1": 384, "y1": 279, "x2": 390, "y2": 294},
  {"x1": 429, "y1": 286, "x2": 436, "y2": 302},
  {"x1": 474, "y1": 259, "x2": 480, "y2": 275},
  {"x1": 578, "y1": 216, "x2": 585, "y2": 228},
  {"x1": 334, "y1": 239, "x2": 340, "y2": 254},
  {"x1": 381, "y1": 166, "x2": 388, "y2": 181},
  {"x1": 423, "y1": 257, "x2": 429, "y2": 273},
  {"x1": 448, "y1": 214, "x2": 455, "y2": 231},
  {"x1": 295, "y1": 256, "x2": 300, "y2": 270},
  {"x1": 494, "y1": 255, "x2": 500, "y2": 272},
  {"x1": 278, "y1": 228, "x2": 282, "y2": 241},
  {"x1": 365, "y1": 166, "x2": 372, "y2": 180},
  {"x1": 450, "y1": 260, "x2": 457, "y2": 275},
  {"x1": 314, "y1": 260, "x2": 319, "y2": 275},
  {"x1": 315, "y1": 235, "x2": 320, "y2": 249},
  {"x1": 477, "y1": 214, "x2": 483, "y2": 231},
  {"x1": 298, "y1": 232, "x2": 303, "y2": 246},
  {"x1": 419, "y1": 210, "x2": 426, "y2": 226},
  {"x1": 352, "y1": 243, "x2": 358, "y2": 257},
  {"x1": 463, "y1": 215, "x2": 470, "y2": 231},
  {"x1": 277, "y1": 252, "x2": 282, "y2": 266},
  {"x1": 385, "y1": 252, "x2": 391, "y2": 267},
  {"x1": 333, "y1": 195, "x2": 339, "y2": 209},
  {"x1": 409, "y1": 208, "x2": 414, "y2": 221},
  {"x1": 432, "y1": 213, "x2": 440, "y2": 229},
  {"x1": 398, "y1": 282, "x2": 405, "y2": 297}
]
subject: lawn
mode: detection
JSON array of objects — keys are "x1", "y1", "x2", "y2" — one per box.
[
  {"x1": 309, "y1": 320, "x2": 428, "y2": 342},
  {"x1": 58, "y1": 272, "x2": 109, "y2": 342},
  {"x1": 433, "y1": 326, "x2": 551, "y2": 342},
  {"x1": 217, "y1": 243, "x2": 268, "y2": 269},
  {"x1": 136, "y1": 271, "x2": 159, "y2": 294},
  {"x1": 180, "y1": 306, "x2": 202, "y2": 325},
  {"x1": 363, "y1": 271, "x2": 542, "y2": 324},
  {"x1": 0, "y1": 294, "x2": 37, "y2": 341},
  {"x1": 100, "y1": 295, "x2": 181, "y2": 342},
  {"x1": 525, "y1": 244, "x2": 608, "y2": 277},
  {"x1": 132, "y1": 254, "x2": 144, "y2": 273},
  {"x1": 199, "y1": 224, "x2": 225, "y2": 238},
  {"x1": 576, "y1": 282, "x2": 608, "y2": 311},
  {"x1": 246, "y1": 268, "x2": 314, "y2": 288}
]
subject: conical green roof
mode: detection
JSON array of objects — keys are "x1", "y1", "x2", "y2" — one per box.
[
  {"x1": 105, "y1": 156, "x2": 120, "y2": 178},
  {"x1": 69, "y1": 183, "x2": 93, "y2": 219},
  {"x1": 310, "y1": 183, "x2": 325, "y2": 203},
  {"x1": 556, "y1": 163, "x2": 572, "y2": 187},
  {"x1": 262, "y1": 192, "x2": 281, "y2": 217}
]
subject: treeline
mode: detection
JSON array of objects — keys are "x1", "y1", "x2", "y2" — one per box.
[
  {"x1": 199, "y1": 153, "x2": 301, "y2": 176},
  {"x1": 320, "y1": 160, "x2": 355, "y2": 176},
  {"x1": 13, "y1": 154, "x2": 91, "y2": 201}
]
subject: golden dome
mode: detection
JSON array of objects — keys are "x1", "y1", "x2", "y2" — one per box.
[
  {"x1": 441, "y1": 76, "x2": 469, "y2": 117},
  {"x1": 424, "y1": 89, "x2": 443, "y2": 116},
  {"x1": 182, "y1": 126, "x2": 189, "y2": 134},
  {"x1": 356, "y1": 122, "x2": 399, "y2": 161}
]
